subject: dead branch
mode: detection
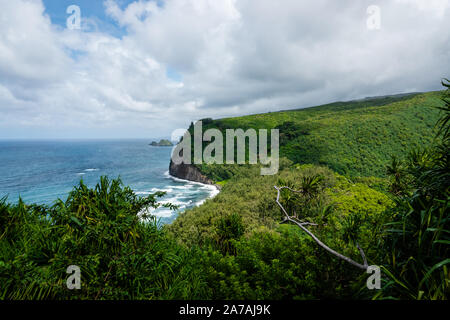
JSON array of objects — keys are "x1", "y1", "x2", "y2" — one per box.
[{"x1": 274, "y1": 186, "x2": 368, "y2": 271}]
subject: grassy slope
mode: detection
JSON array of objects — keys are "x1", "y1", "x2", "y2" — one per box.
[{"x1": 198, "y1": 91, "x2": 444, "y2": 179}]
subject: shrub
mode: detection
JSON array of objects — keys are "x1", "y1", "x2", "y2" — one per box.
[{"x1": 0, "y1": 177, "x2": 207, "y2": 300}]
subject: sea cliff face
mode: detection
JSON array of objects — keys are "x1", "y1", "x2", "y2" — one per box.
[{"x1": 169, "y1": 160, "x2": 214, "y2": 185}]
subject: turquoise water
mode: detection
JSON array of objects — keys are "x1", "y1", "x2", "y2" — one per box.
[{"x1": 0, "y1": 140, "x2": 217, "y2": 224}]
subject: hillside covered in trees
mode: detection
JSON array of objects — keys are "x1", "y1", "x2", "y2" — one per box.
[{"x1": 194, "y1": 91, "x2": 443, "y2": 180}]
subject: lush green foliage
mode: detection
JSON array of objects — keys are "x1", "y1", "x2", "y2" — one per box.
[
  {"x1": 197, "y1": 225, "x2": 361, "y2": 299},
  {"x1": 169, "y1": 164, "x2": 391, "y2": 249},
  {"x1": 195, "y1": 92, "x2": 443, "y2": 180},
  {"x1": 373, "y1": 81, "x2": 450, "y2": 300},
  {"x1": 168, "y1": 164, "x2": 393, "y2": 299},
  {"x1": 0, "y1": 177, "x2": 207, "y2": 299},
  {"x1": 0, "y1": 168, "x2": 393, "y2": 300}
]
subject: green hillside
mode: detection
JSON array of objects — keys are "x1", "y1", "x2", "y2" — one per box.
[
  {"x1": 168, "y1": 87, "x2": 448, "y2": 299},
  {"x1": 196, "y1": 91, "x2": 443, "y2": 180}
]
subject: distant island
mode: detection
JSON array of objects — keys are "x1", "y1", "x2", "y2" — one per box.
[{"x1": 149, "y1": 139, "x2": 173, "y2": 146}]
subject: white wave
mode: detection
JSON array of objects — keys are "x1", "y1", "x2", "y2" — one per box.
[
  {"x1": 135, "y1": 191, "x2": 152, "y2": 195},
  {"x1": 137, "y1": 187, "x2": 174, "y2": 194},
  {"x1": 137, "y1": 172, "x2": 221, "y2": 222},
  {"x1": 166, "y1": 172, "x2": 213, "y2": 187},
  {"x1": 209, "y1": 187, "x2": 220, "y2": 198},
  {"x1": 160, "y1": 196, "x2": 188, "y2": 207},
  {"x1": 194, "y1": 187, "x2": 220, "y2": 207},
  {"x1": 166, "y1": 173, "x2": 220, "y2": 203},
  {"x1": 153, "y1": 210, "x2": 175, "y2": 218},
  {"x1": 171, "y1": 185, "x2": 191, "y2": 190},
  {"x1": 140, "y1": 207, "x2": 174, "y2": 218}
]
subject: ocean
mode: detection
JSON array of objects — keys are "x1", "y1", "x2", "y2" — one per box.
[{"x1": 0, "y1": 140, "x2": 218, "y2": 224}]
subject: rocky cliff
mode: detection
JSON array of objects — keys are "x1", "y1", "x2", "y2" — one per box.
[{"x1": 169, "y1": 160, "x2": 214, "y2": 185}]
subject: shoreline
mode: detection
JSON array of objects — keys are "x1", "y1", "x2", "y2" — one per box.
[
  {"x1": 139, "y1": 173, "x2": 220, "y2": 222},
  {"x1": 165, "y1": 171, "x2": 220, "y2": 205}
]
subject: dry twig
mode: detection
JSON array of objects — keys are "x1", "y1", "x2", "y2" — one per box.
[{"x1": 274, "y1": 186, "x2": 368, "y2": 270}]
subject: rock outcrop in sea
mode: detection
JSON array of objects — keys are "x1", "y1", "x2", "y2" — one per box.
[{"x1": 150, "y1": 139, "x2": 173, "y2": 146}]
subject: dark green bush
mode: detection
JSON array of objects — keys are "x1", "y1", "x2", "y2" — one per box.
[{"x1": 374, "y1": 80, "x2": 450, "y2": 300}]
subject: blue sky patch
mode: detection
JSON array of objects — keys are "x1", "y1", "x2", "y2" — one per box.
[
  {"x1": 166, "y1": 66, "x2": 183, "y2": 82},
  {"x1": 42, "y1": 0, "x2": 136, "y2": 37}
]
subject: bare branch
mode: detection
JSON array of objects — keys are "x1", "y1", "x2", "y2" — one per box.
[
  {"x1": 356, "y1": 242, "x2": 368, "y2": 268},
  {"x1": 274, "y1": 185, "x2": 368, "y2": 271}
]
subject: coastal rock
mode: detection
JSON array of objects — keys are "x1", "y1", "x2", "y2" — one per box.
[
  {"x1": 169, "y1": 160, "x2": 214, "y2": 185},
  {"x1": 150, "y1": 139, "x2": 173, "y2": 146}
]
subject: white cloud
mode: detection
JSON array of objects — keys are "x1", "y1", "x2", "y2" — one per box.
[{"x1": 0, "y1": 0, "x2": 449, "y2": 138}]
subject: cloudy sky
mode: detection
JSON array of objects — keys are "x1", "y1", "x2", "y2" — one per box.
[{"x1": 0, "y1": 0, "x2": 449, "y2": 139}]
